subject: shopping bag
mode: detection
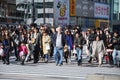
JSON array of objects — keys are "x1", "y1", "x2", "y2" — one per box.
[
  {"x1": 46, "y1": 44, "x2": 50, "y2": 50},
  {"x1": 73, "y1": 47, "x2": 77, "y2": 54},
  {"x1": 19, "y1": 51, "x2": 24, "y2": 57},
  {"x1": 0, "y1": 49, "x2": 4, "y2": 56}
]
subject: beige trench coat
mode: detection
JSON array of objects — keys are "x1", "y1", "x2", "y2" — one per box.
[{"x1": 42, "y1": 35, "x2": 51, "y2": 55}]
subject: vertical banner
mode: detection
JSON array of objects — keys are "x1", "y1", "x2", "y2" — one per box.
[
  {"x1": 54, "y1": 0, "x2": 70, "y2": 26},
  {"x1": 70, "y1": 0, "x2": 76, "y2": 16}
]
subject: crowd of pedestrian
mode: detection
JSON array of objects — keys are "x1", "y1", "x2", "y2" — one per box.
[{"x1": 0, "y1": 24, "x2": 120, "y2": 67}]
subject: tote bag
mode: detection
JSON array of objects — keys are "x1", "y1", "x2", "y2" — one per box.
[
  {"x1": 73, "y1": 47, "x2": 77, "y2": 54},
  {"x1": 46, "y1": 44, "x2": 50, "y2": 50},
  {"x1": 0, "y1": 49, "x2": 4, "y2": 56}
]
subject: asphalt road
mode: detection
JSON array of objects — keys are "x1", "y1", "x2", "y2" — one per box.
[{"x1": 0, "y1": 46, "x2": 120, "y2": 80}]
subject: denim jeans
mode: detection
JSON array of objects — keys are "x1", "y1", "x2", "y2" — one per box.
[
  {"x1": 112, "y1": 49, "x2": 120, "y2": 65},
  {"x1": 54, "y1": 47, "x2": 64, "y2": 65},
  {"x1": 44, "y1": 54, "x2": 49, "y2": 60},
  {"x1": 76, "y1": 47, "x2": 82, "y2": 61}
]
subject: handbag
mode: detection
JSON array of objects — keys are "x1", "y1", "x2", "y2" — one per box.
[
  {"x1": 19, "y1": 51, "x2": 24, "y2": 57},
  {"x1": 0, "y1": 49, "x2": 4, "y2": 56},
  {"x1": 46, "y1": 44, "x2": 50, "y2": 50},
  {"x1": 73, "y1": 47, "x2": 77, "y2": 54},
  {"x1": 64, "y1": 45, "x2": 68, "y2": 52}
]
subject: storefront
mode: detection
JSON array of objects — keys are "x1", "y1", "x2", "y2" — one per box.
[{"x1": 70, "y1": 0, "x2": 110, "y2": 30}]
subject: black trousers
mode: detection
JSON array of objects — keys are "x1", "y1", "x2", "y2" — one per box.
[
  {"x1": 3, "y1": 47, "x2": 10, "y2": 64},
  {"x1": 2, "y1": 53, "x2": 10, "y2": 63},
  {"x1": 33, "y1": 45, "x2": 40, "y2": 63},
  {"x1": 14, "y1": 45, "x2": 20, "y2": 60}
]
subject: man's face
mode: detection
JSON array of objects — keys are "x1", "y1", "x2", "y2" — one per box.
[
  {"x1": 57, "y1": 27, "x2": 61, "y2": 33},
  {"x1": 114, "y1": 33, "x2": 118, "y2": 37}
]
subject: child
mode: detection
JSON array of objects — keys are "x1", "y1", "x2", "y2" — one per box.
[{"x1": 19, "y1": 42, "x2": 28, "y2": 65}]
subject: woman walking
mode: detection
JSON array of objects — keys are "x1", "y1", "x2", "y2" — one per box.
[
  {"x1": 89, "y1": 35, "x2": 106, "y2": 67},
  {"x1": 42, "y1": 31, "x2": 51, "y2": 63},
  {"x1": 2, "y1": 30, "x2": 11, "y2": 65}
]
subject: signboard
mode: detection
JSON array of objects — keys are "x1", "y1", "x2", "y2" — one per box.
[
  {"x1": 70, "y1": 0, "x2": 76, "y2": 16},
  {"x1": 94, "y1": 3, "x2": 109, "y2": 19},
  {"x1": 54, "y1": 0, "x2": 70, "y2": 26},
  {"x1": 76, "y1": 0, "x2": 94, "y2": 17}
]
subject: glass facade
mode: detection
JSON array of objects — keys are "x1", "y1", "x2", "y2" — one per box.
[
  {"x1": 0, "y1": 0, "x2": 23, "y2": 24},
  {"x1": 113, "y1": 0, "x2": 120, "y2": 20},
  {"x1": 111, "y1": 0, "x2": 120, "y2": 33},
  {"x1": 16, "y1": 0, "x2": 54, "y2": 25}
]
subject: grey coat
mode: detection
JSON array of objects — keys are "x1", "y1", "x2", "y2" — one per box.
[{"x1": 92, "y1": 40, "x2": 105, "y2": 57}]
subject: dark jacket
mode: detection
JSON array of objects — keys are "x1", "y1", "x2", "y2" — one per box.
[
  {"x1": 65, "y1": 34, "x2": 74, "y2": 50},
  {"x1": 53, "y1": 33, "x2": 67, "y2": 48},
  {"x1": 88, "y1": 33, "x2": 96, "y2": 42},
  {"x1": 112, "y1": 36, "x2": 120, "y2": 50},
  {"x1": 74, "y1": 36, "x2": 85, "y2": 49}
]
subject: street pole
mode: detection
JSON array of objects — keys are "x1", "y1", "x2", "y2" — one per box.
[
  {"x1": 43, "y1": 0, "x2": 45, "y2": 24},
  {"x1": 110, "y1": 0, "x2": 114, "y2": 32},
  {"x1": 31, "y1": 0, "x2": 35, "y2": 23}
]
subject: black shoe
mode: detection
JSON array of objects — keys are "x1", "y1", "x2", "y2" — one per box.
[
  {"x1": 15, "y1": 59, "x2": 18, "y2": 61},
  {"x1": 6, "y1": 62, "x2": 10, "y2": 65},
  {"x1": 3, "y1": 62, "x2": 6, "y2": 64},
  {"x1": 88, "y1": 60, "x2": 91, "y2": 63},
  {"x1": 78, "y1": 60, "x2": 82, "y2": 66},
  {"x1": 21, "y1": 62, "x2": 24, "y2": 65},
  {"x1": 33, "y1": 61, "x2": 38, "y2": 63},
  {"x1": 65, "y1": 59, "x2": 68, "y2": 63},
  {"x1": 88, "y1": 57, "x2": 92, "y2": 63}
]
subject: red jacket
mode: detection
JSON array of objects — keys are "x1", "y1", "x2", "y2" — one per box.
[{"x1": 19, "y1": 45, "x2": 28, "y2": 55}]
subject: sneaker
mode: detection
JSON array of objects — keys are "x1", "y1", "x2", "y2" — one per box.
[{"x1": 58, "y1": 64, "x2": 62, "y2": 66}]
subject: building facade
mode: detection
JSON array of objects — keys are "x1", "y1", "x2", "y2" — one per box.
[
  {"x1": 16, "y1": 0, "x2": 54, "y2": 25},
  {"x1": 70, "y1": 0, "x2": 110, "y2": 30},
  {"x1": 0, "y1": 0, "x2": 23, "y2": 25},
  {"x1": 111, "y1": 0, "x2": 120, "y2": 33}
]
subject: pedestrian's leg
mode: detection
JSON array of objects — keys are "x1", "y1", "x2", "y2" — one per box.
[
  {"x1": 64, "y1": 52, "x2": 67, "y2": 63},
  {"x1": 14, "y1": 46, "x2": 19, "y2": 61},
  {"x1": 112, "y1": 49, "x2": 117, "y2": 65},
  {"x1": 45, "y1": 54, "x2": 48, "y2": 63},
  {"x1": 34, "y1": 49, "x2": 39, "y2": 63},
  {"x1": 2, "y1": 55, "x2": 6, "y2": 64},
  {"x1": 78, "y1": 48, "x2": 82, "y2": 66},
  {"x1": 98, "y1": 53, "x2": 102, "y2": 67},
  {"x1": 68, "y1": 50, "x2": 71, "y2": 63},
  {"x1": 21, "y1": 55, "x2": 26, "y2": 65},
  {"x1": 6, "y1": 53, "x2": 10, "y2": 65},
  {"x1": 54, "y1": 47, "x2": 59, "y2": 65},
  {"x1": 58, "y1": 49, "x2": 64, "y2": 66}
]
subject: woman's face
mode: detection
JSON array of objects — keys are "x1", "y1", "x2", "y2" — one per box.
[
  {"x1": 96, "y1": 36, "x2": 100, "y2": 41},
  {"x1": 106, "y1": 31, "x2": 109, "y2": 35},
  {"x1": 4, "y1": 30, "x2": 8, "y2": 35},
  {"x1": 75, "y1": 33, "x2": 79, "y2": 38}
]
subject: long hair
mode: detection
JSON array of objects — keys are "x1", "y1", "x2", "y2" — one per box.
[{"x1": 2, "y1": 30, "x2": 10, "y2": 41}]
